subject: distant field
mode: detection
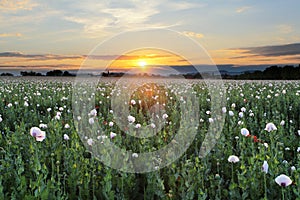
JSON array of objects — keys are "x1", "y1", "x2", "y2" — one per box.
[{"x1": 0, "y1": 77, "x2": 299, "y2": 199}]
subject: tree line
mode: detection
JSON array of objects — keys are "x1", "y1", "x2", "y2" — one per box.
[
  {"x1": 229, "y1": 64, "x2": 300, "y2": 80},
  {"x1": 1, "y1": 64, "x2": 300, "y2": 79},
  {"x1": 0, "y1": 70, "x2": 75, "y2": 77}
]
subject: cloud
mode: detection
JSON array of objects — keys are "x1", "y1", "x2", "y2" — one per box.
[
  {"x1": 87, "y1": 54, "x2": 140, "y2": 61},
  {"x1": 63, "y1": 1, "x2": 162, "y2": 36},
  {"x1": 183, "y1": 31, "x2": 204, "y2": 38},
  {"x1": 0, "y1": 64, "x2": 80, "y2": 70},
  {"x1": 284, "y1": 56, "x2": 300, "y2": 61},
  {"x1": 87, "y1": 53, "x2": 172, "y2": 61},
  {"x1": 0, "y1": 51, "x2": 173, "y2": 62},
  {"x1": 0, "y1": 52, "x2": 84, "y2": 60},
  {"x1": 0, "y1": 33, "x2": 22, "y2": 37},
  {"x1": 166, "y1": 2, "x2": 206, "y2": 10},
  {"x1": 236, "y1": 43, "x2": 300, "y2": 57},
  {"x1": 212, "y1": 43, "x2": 300, "y2": 65},
  {"x1": 63, "y1": 0, "x2": 201, "y2": 37},
  {"x1": 0, "y1": 0, "x2": 38, "y2": 11},
  {"x1": 236, "y1": 6, "x2": 251, "y2": 13},
  {"x1": 277, "y1": 24, "x2": 293, "y2": 34}
]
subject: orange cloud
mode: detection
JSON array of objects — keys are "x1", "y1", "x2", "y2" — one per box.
[
  {"x1": 0, "y1": 33, "x2": 22, "y2": 37},
  {"x1": 0, "y1": 0, "x2": 37, "y2": 11}
]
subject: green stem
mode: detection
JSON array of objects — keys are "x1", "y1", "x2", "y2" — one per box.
[
  {"x1": 217, "y1": 163, "x2": 221, "y2": 199},
  {"x1": 231, "y1": 163, "x2": 234, "y2": 183},
  {"x1": 282, "y1": 187, "x2": 285, "y2": 200},
  {"x1": 264, "y1": 173, "x2": 267, "y2": 199}
]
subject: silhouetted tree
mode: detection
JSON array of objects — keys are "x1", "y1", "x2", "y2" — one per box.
[
  {"x1": 62, "y1": 71, "x2": 75, "y2": 76},
  {"x1": 233, "y1": 64, "x2": 300, "y2": 80},
  {"x1": 20, "y1": 71, "x2": 42, "y2": 76},
  {"x1": 46, "y1": 70, "x2": 63, "y2": 76},
  {"x1": 0, "y1": 73, "x2": 13, "y2": 76}
]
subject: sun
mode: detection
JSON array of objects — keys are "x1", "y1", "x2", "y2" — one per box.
[{"x1": 138, "y1": 60, "x2": 147, "y2": 68}]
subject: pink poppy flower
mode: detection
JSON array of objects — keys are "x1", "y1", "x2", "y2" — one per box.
[{"x1": 30, "y1": 127, "x2": 46, "y2": 142}]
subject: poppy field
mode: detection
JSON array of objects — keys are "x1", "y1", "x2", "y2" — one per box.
[{"x1": 0, "y1": 77, "x2": 299, "y2": 199}]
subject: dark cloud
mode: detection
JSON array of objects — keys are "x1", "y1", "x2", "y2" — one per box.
[
  {"x1": 0, "y1": 52, "x2": 40, "y2": 58},
  {"x1": 0, "y1": 64, "x2": 80, "y2": 70},
  {"x1": 235, "y1": 43, "x2": 300, "y2": 57},
  {"x1": 0, "y1": 52, "x2": 84, "y2": 60},
  {"x1": 229, "y1": 55, "x2": 257, "y2": 59}
]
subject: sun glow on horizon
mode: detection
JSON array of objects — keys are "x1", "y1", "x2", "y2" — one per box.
[
  {"x1": 138, "y1": 60, "x2": 147, "y2": 68},
  {"x1": 106, "y1": 49, "x2": 192, "y2": 73}
]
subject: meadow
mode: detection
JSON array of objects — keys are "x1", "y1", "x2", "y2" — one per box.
[{"x1": 0, "y1": 77, "x2": 299, "y2": 199}]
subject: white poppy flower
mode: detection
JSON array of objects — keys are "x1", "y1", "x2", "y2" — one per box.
[
  {"x1": 110, "y1": 132, "x2": 117, "y2": 139},
  {"x1": 238, "y1": 121, "x2": 243, "y2": 125},
  {"x1": 264, "y1": 143, "x2": 269, "y2": 148},
  {"x1": 39, "y1": 123, "x2": 47, "y2": 129},
  {"x1": 262, "y1": 161, "x2": 268, "y2": 174},
  {"x1": 240, "y1": 128, "x2": 250, "y2": 136},
  {"x1": 89, "y1": 109, "x2": 97, "y2": 117},
  {"x1": 228, "y1": 155, "x2": 239, "y2": 163},
  {"x1": 87, "y1": 138, "x2": 93, "y2": 146},
  {"x1": 24, "y1": 101, "x2": 29, "y2": 107},
  {"x1": 291, "y1": 166, "x2": 296, "y2": 171},
  {"x1": 264, "y1": 123, "x2": 277, "y2": 132},
  {"x1": 132, "y1": 153, "x2": 139, "y2": 158},
  {"x1": 150, "y1": 123, "x2": 156, "y2": 129},
  {"x1": 89, "y1": 118, "x2": 95, "y2": 125},
  {"x1": 222, "y1": 107, "x2": 227, "y2": 113},
  {"x1": 130, "y1": 99, "x2": 136, "y2": 105},
  {"x1": 275, "y1": 174, "x2": 292, "y2": 187},
  {"x1": 238, "y1": 112, "x2": 243, "y2": 118},
  {"x1": 128, "y1": 115, "x2": 135, "y2": 123},
  {"x1": 64, "y1": 134, "x2": 70, "y2": 140},
  {"x1": 282, "y1": 160, "x2": 288, "y2": 164},
  {"x1": 162, "y1": 114, "x2": 168, "y2": 119}
]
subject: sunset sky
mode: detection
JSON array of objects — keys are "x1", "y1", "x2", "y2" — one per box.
[{"x1": 1, "y1": 0, "x2": 300, "y2": 73}]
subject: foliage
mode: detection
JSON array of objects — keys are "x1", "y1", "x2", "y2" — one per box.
[{"x1": 0, "y1": 77, "x2": 299, "y2": 199}]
